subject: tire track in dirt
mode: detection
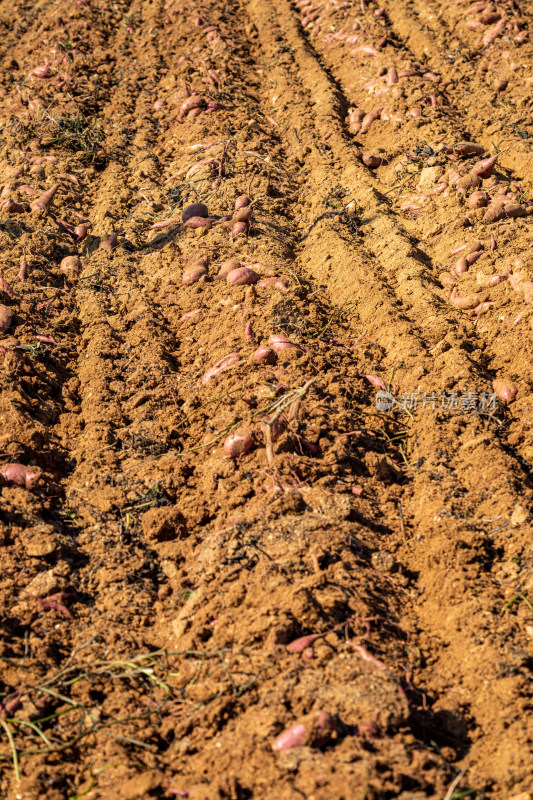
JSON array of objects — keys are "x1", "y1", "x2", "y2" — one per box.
[
  {"x1": 385, "y1": 0, "x2": 533, "y2": 179},
  {"x1": 252, "y1": 2, "x2": 451, "y2": 341},
  {"x1": 285, "y1": 0, "x2": 533, "y2": 464},
  {"x1": 55, "y1": 0, "x2": 173, "y2": 638},
  {"x1": 0, "y1": 0, "x2": 195, "y2": 793},
  {"x1": 246, "y1": 0, "x2": 533, "y2": 792},
  {"x1": 288, "y1": 0, "x2": 532, "y2": 788},
  {"x1": 288, "y1": 0, "x2": 533, "y2": 506}
]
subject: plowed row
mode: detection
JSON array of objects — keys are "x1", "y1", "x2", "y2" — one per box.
[{"x1": 0, "y1": 0, "x2": 532, "y2": 797}]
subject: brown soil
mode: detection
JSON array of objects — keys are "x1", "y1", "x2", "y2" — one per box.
[{"x1": 0, "y1": 0, "x2": 532, "y2": 797}]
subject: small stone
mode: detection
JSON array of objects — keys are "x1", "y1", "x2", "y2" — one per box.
[
  {"x1": 418, "y1": 166, "x2": 441, "y2": 190},
  {"x1": 371, "y1": 551, "x2": 395, "y2": 572},
  {"x1": 493, "y1": 77, "x2": 508, "y2": 92},
  {"x1": 161, "y1": 559, "x2": 180, "y2": 580},
  {"x1": 511, "y1": 504, "x2": 529, "y2": 526},
  {"x1": 25, "y1": 569, "x2": 62, "y2": 598},
  {"x1": 21, "y1": 526, "x2": 57, "y2": 557}
]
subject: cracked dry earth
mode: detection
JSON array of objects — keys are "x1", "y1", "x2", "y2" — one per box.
[{"x1": 0, "y1": 0, "x2": 533, "y2": 797}]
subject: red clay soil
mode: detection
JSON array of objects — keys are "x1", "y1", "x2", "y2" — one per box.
[{"x1": 0, "y1": 0, "x2": 533, "y2": 797}]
